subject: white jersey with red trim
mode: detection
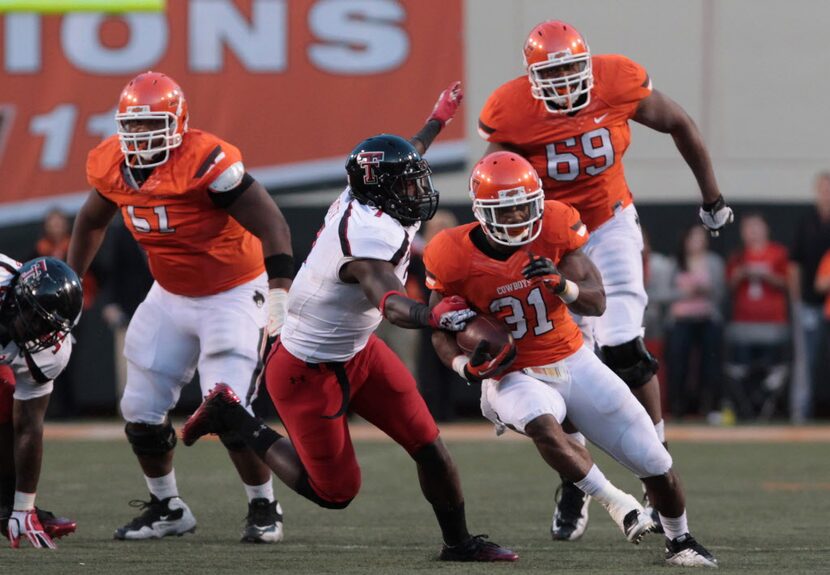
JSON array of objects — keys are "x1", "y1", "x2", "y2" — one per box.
[
  {"x1": 0, "y1": 254, "x2": 72, "y2": 399},
  {"x1": 280, "y1": 189, "x2": 418, "y2": 363}
]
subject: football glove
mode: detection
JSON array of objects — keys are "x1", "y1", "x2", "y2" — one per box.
[
  {"x1": 8, "y1": 509, "x2": 56, "y2": 549},
  {"x1": 699, "y1": 195, "x2": 734, "y2": 237},
  {"x1": 429, "y1": 295, "x2": 476, "y2": 331},
  {"x1": 522, "y1": 254, "x2": 566, "y2": 295},
  {"x1": 427, "y1": 81, "x2": 464, "y2": 127},
  {"x1": 463, "y1": 340, "x2": 517, "y2": 383}
]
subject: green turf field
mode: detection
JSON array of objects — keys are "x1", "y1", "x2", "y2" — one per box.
[{"x1": 2, "y1": 433, "x2": 829, "y2": 574}]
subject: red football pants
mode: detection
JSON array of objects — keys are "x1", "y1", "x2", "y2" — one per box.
[
  {"x1": 265, "y1": 335, "x2": 439, "y2": 504},
  {"x1": 0, "y1": 364, "x2": 14, "y2": 424}
]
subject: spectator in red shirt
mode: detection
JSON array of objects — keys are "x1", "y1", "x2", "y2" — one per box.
[{"x1": 724, "y1": 213, "x2": 790, "y2": 418}]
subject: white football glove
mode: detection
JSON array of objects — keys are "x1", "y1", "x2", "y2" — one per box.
[
  {"x1": 266, "y1": 288, "x2": 288, "y2": 337},
  {"x1": 698, "y1": 195, "x2": 734, "y2": 237},
  {"x1": 8, "y1": 509, "x2": 56, "y2": 549}
]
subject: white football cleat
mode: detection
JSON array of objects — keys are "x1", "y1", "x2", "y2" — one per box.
[
  {"x1": 114, "y1": 495, "x2": 197, "y2": 540},
  {"x1": 600, "y1": 492, "x2": 654, "y2": 544}
]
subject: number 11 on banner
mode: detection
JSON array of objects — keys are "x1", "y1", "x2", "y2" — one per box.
[{"x1": 0, "y1": 0, "x2": 164, "y2": 12}]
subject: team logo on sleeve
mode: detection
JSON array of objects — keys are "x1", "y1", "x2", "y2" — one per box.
[{"x1": 356, "y1": 151, "x2": 384, "y2": 184}]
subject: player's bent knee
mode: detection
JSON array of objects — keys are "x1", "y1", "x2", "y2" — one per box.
[
  {"x1": 295, "y1": 472, "x2": 358, "y2": 509},
  {"x1": 218, "y1": 430, "x2": 247, "y2": 452},
  {"x1": 601, "y1": 337, "x2": 659, "y2": 389},
  {"x1": 125, "y1": 421, "x2": 177, "y2": 456}
]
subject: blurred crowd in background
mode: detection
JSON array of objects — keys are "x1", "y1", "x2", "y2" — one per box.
[{"x1": 18, "y1": 171, "x2": 830, "y2": 425}]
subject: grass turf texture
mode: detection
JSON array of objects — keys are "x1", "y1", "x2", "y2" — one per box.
[{"x1": 2, "y1": 432, "x2": 828, "y2": 574}]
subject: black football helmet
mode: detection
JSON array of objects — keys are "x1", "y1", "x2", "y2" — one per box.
[
  {"x1": 9, "y1": 257, "x2": 83, "y2": 353},
  {"x1": 345, "y1": 134, "x2": 439, "y2": 226}
]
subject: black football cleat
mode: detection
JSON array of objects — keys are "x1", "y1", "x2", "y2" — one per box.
[
  {"x1": 182, "y1": 383, "x2": 241, "y2": 446},
  {"x1": 551, "y1": 481, "x2": 590, "y2": 541},
  {"x1": 665, "y1": 533, "x2": 718, "y2": 567},
  {"x1": 241, "y1": 498, "x2": 284, "y2": 543},
  {"x1": 439, "y1": 534, "x2": 519, "y2": 562}
]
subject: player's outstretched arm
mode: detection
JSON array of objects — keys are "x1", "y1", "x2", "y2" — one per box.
[
  {"x1": 523, "y1": 250, "x2": 606, "y2": 317},
  {"x1": 410, "y1": 81, "x2": 463, "y2": 155},
  {"x1": 67, "y1": 190, "x2": 118, "y2": 277},
  {"x1": 633, "y1": 89, "x2": 733, "y2": 236},
  {"x1": 342, "y1": 259, "x2": 473, "y2": 330}
]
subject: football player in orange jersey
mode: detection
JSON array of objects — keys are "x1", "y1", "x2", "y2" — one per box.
[
  {"x1": 68, "y1": 72, "x2": 294, "y2": 543},
  {"x1": 478, "y1": 20, "x2": 734, "y2": 539},
  {"x1": 425, "y1": 152, "x2": 718, "y2": 567}
]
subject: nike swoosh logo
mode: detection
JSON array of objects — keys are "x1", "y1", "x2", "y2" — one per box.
[{"x1": 594, "y1": 113, "x2": 608, "y2": 124}]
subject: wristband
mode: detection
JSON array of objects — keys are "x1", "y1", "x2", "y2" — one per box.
[
  {"x1": 558, "y1": 280, "x2": 580, "y2": 304},
  {"x1": 702, "y1": 194, "x2": 725, "y2": 212},
  {"x1": 13, "y1": 491, "x2": 36, "y2": 511},
  {"x1": 379, "y1": 290, "x2": 406, "y2": 316},
  {"x1": 409, "y1": 303, "x2": 432, "y2": 327},
  {"x1": 264, "y1": 253, "x2": 295, "y2": 280},
  {"x1": 452, "y1": 355, "x2": 470, "y2": 379}
]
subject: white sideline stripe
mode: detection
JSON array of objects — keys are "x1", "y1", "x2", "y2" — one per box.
[{"x1": 0, "y1": 141, "x2": 468, "y2": 226}]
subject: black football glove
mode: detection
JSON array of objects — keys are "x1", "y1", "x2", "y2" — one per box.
[{"x1": 522, "y1": 253, "x2": 566, "y2": 295}]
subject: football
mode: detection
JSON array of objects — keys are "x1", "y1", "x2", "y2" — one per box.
[{"x1": 456, "y1": 314, "x2": 514, "y2": 357}]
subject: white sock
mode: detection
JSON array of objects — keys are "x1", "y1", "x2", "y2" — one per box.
[
  {"x1": 574, "y1": 464, "x2": 627, "y2": 508},
  {"x1": 654, "y1": 420, "x2": 666, "y2": 443},
  {"x1": 145, "y1": 470, "x2": 178, "y2": 501},
  {"x1": 660, "y1": 510, "x2": 689, "y2": 541},
  {"x1": 567, "y1": 431, "x2": 586, "y2": 447},
  {"x1": 244, "y1": 480, "x2": 274, "y2": 503}
]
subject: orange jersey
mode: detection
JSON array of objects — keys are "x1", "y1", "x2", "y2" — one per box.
[
  {"x1": 87, "y1": 130, "x2": 264, "y2": 297},
  {"x1": 424, "y1": 201, "x2": 588, "y2": 369},
  {"x1": 479, "y1": 54, "x2": 652, "y2": 232}
]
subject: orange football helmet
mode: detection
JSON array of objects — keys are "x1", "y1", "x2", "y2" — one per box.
[
  {"x1": 469, "y1": 152, "x2": 544, "y2": 246},
  {"x1": 523, "y1": 21, "x2": 593, "y2": 113},
  {"x1": 115, "y1": 71, "x2": 188, "y2": 167}
]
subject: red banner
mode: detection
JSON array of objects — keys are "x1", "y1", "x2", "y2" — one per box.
[{"x1": 0, "y1": 0, "x2": 464, "y2": 219}]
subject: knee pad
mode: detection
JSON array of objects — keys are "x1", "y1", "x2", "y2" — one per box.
[
  {"x1": 218, "y1": 430, "x2": 247, "y2": 452},
  {"x1": 295, "y1": 472, "x2": 355, "y2": 510},
  {"x1": 125, "y1": 421, "x2": 177, "y2": 456},
  {"x1": 601, "y1": 337, "x2": 659, "y2": 389}
]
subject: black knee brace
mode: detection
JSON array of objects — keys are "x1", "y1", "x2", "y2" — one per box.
[
  {"x1": 601, "y1": 337, "x2": 659, "y2": 389},
  {"x1": 218, "y1": 430, "x2": 247, "y2": 452},
  {"x1": 125, "y1": 421, "x2": 177, "y2": 456}
]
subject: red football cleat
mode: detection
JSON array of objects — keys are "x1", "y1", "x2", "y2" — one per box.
[
  {"x1": 439, "y1": 534, "x2": 519, "y2": 562},
  {"x1": 37, "y1": 508, "x2": 77, "y2": 539},
  {"x1": 182, "y1": 383, "x2": 240, "y2": 446}
]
